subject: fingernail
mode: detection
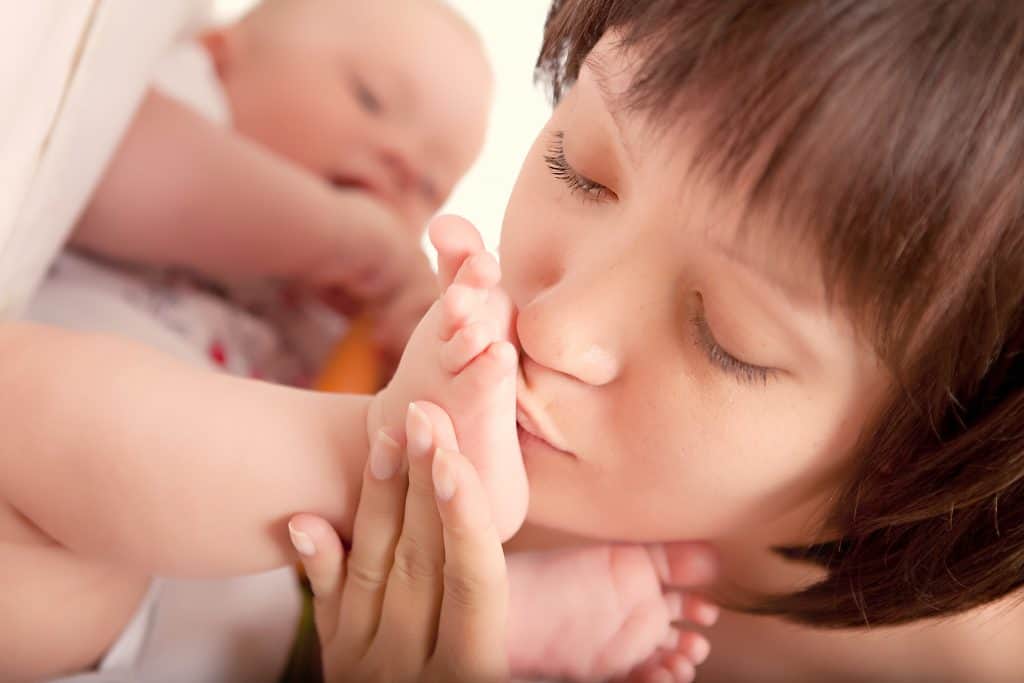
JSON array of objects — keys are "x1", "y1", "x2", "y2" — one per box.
[
  {"x1": 288, "y1": 523, "x2": 316, "y2": 557},
  {"x1": 406, "y1": 403, "x2": 432, "y2": 457},
  {"x1": 370, "y1": 431, "x2": 401, "y2": 480},
  {"x1": 433, "y1": 449, "x2": 457, "y2": 501}
]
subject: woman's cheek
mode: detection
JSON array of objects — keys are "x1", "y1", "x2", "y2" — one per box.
[{"x1": 500, "y1": 162, "x2": 568, "y2": 292}]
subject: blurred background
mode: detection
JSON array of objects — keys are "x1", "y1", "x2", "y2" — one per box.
[{"x1": 212, "y1": 0, "x2": 553, "y2": 252}]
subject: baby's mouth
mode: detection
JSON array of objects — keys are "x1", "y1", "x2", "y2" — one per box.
[{"x1": 329, "y1": 174, "x2": 373, "y2": 193}]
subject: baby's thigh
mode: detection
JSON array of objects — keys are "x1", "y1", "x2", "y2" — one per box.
[{"x1": 0, "y1": 499, "x2": 149, "y2": 681}]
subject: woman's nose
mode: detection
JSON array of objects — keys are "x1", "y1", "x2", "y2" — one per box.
[{"x1": 515, "y1": 264, "x2": 624, "y2": 387}]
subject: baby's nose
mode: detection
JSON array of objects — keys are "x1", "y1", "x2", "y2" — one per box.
[{"x1": 379, "y1": 147, "x2": 419, "y2": 195}]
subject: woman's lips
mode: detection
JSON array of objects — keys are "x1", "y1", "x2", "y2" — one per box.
[
  {"x1": 515, "y1": 395, "x2": 575, "y2": 458},
  {"x1": 515, "y1": 339, "x2": 576, "y2": 457},
  {"x1": 515, "y1": 406, "x2": 547, "y2": 444}
]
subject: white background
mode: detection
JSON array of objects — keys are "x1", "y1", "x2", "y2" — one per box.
[{"x1": 212, "y1": 0, "x2": 553, "y2": 252}]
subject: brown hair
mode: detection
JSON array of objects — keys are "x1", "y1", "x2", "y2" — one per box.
[{"x1": 537, "y1": 0, "x2": 1024, "y2": 628}]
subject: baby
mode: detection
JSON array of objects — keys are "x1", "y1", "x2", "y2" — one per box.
[{"x1": 30, "y1": 0, "x2": 493, "y2": 383}]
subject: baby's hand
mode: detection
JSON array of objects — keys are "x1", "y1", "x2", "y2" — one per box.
[
  {"x1": 507, "y1": 543, "x2": 719, "y2": 683},
  {"x1": 307, "y1": 190, "x2": 426, "y2": 310},
  {"x1": 367, "y1": 215, "x2": 526, "y2": 540}
]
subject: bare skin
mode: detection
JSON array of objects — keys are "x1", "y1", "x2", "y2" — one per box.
[
  {"x1": 0, "y1": 222, "x2": 716, "y2": 681},
  {"x1": 8, "y1": 5, "x2": 1023, "y2": 681},
  {"x1": 0, "y1": 324, "x2": 370, "y2": 680},
  {"x1": 373, "y1": 217, "x2": 719, "y2": 681}
]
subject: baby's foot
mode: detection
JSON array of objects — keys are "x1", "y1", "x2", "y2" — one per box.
[
  {"x1": 368, "y1": 216, "x2": 525, "y2": 539},
  {"x1": 433, "y1": 276, "x2": 526, "y2": 539},
  {"x1": 506, "y1": 542, "x2": 719, "y2": 683}
]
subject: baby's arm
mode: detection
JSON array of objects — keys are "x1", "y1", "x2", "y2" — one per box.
[
  {"x1": 0, "y1": 322, "x2": 369, "y2": 576},
  {"x1": 73, "y1": 91, "x2": 413, "y2": 296}
]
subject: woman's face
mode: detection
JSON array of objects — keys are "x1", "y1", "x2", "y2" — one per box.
[{"x1": 501, "y1": 37, "x2": 890, "y2": 549}]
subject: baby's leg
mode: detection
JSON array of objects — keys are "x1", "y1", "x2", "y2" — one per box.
[
  {"x1": 0, "y1": 498, "x2": 150, "y2": 680},
  {"x1": 0, "y1": 251, "x2": 387, "y2": 677},
  {"x1": 3, "y1": 254, "x2": 209, "y2": 677}
]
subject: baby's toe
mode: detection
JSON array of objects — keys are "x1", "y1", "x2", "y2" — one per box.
[
  {"x1": 674, "y1": 631, "x2": 710, "y2": 666},
  {"x1": 662, "y1": 652, "x2": 697, "y2": 683},
  {"x1": 652, "y1": 542, "x2": 718, "y2": 588},
  {"x1": 452, "y1": 341, "x2": 517, "y2": 398},
  {"x1": 629, "y1": 652, "x2": 695, "y2": 683},
  {"x1": 439, "y1": 283, "x2": 483, "y2": 341},
  {"x1": 682, "y1": 594, "x2": 720, "y2": 627},
  {"x1": 453, "y1": 251, "x2": 501, "y2": 290},
  {"x1": 429, "y1": 214, "x2": 487, "y2": 289},
  {"x1": 441, "y1": 320, "x2": 499, "y2": 374}
]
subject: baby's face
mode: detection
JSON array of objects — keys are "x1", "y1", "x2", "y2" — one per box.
[
  {"x1": 502, "y1": 36, "x2": 890, "y2": 552},
  {"x1": 211, "y1": 0, "x2": 491, "y2": 231}
]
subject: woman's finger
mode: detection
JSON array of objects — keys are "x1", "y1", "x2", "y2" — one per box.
[
  {"x1": 288, "y1": 513, "x2": 347, "y2": 642},
  {"x1": 431, "y1": 446, "x2": 510, "y2": 680},
  {"x1": 375, "y1": 402, "x2": 457, "y2": 671},
  {"x1": 335, "y1": 428, "x2": 407, "y2": 656}
]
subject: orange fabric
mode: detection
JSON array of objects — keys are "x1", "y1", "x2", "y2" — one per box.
[{"x1": 314, "y1": 314, "x2": 381, "y2": 394}]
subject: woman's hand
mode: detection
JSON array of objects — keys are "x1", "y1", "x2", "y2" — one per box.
[{"x1": 288, "y1": 401, "x2": 509, "y2": 682}]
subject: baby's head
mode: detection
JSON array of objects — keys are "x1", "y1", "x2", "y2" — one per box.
[
  {"x1": 202, "y1": 0, "x2": 492, "y2": 229},
  {"x1": 503, "y1": 0, "x2": 1024, "y2": 628}
]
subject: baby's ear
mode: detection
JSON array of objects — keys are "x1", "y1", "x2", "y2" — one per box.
[{"x1": 199, "y1": 28, "x2": 237, "y2": 81}]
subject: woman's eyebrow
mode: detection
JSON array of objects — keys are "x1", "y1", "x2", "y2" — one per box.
[
  {"x1": 712, "y1": 239, "x2": 821, "y2": 312},
  {"x1": 581, "y1": 54, "x2": 639, "y2": 168}
]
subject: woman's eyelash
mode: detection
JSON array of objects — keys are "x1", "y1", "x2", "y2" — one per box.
[
  {"x1": 692, "y1": 307, "x2": 774, "y2": 386},
  {"x1": 544, "y1": 132, "x2": 614, "y2": 202}
]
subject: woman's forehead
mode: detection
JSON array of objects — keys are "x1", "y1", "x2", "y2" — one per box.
[{"x1": 564, "y1": 44, "x2": 835, "y2": 321}]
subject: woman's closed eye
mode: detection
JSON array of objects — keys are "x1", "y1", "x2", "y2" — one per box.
[
  {"x1": 693, "y1": 295, "x2": 776, "y2": 386},
  {"x1": 544, "y1": 131, "x2": 616, "y2": 202}
]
